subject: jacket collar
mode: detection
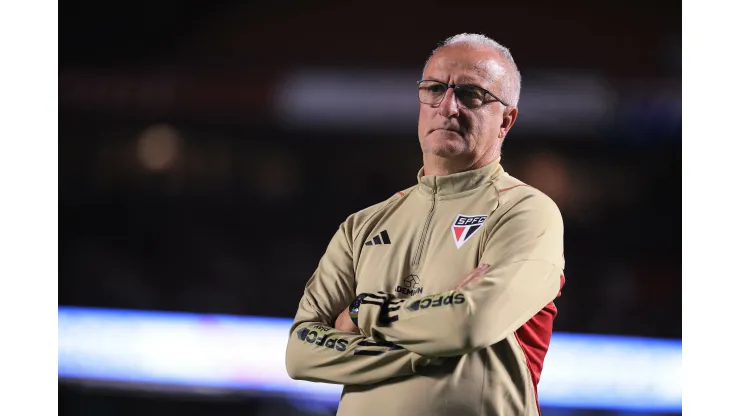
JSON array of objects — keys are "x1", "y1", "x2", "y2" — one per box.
[{"x1": 417, "y1": 161, "x2": 503, "y2": 197}]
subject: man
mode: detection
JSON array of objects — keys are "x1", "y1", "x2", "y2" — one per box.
[{"x1": 285, "y1": 33, "x2": 565, "y2": 416}]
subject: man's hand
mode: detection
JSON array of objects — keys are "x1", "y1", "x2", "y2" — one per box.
[
  {"x1": 335, "y1": 305, "x2": 360, "y2": 333},
  {"x1": 334, "y1": 263, "x2": 489, "y2": 333},
  {"x1": 455, "y1": 264, "x2": 490, "y2": 292}
]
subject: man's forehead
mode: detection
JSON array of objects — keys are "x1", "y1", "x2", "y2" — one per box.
[{"x1": 425, "y1": 48, "x2": 506, "y2": 84}]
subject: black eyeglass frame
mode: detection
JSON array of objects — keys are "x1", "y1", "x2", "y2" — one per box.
[{"x1": 416, "y1": 79, "x2": 509, "y2": 108}]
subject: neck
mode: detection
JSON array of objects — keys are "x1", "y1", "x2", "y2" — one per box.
[
  {"x1": 415, "y1": 159, "x2": 504, "y2": 197},
  {"x1": 422, "y1": 152, "x2": 499, "y2": 176}
]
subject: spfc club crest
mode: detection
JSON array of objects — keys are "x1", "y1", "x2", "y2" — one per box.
[{"x1": 451, "y1": 214, "x2": 488, "y2": 249}]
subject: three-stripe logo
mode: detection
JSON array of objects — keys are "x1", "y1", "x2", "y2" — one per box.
[{"x1": 365, "y1": 230, "x2": 391, "y2": 246}]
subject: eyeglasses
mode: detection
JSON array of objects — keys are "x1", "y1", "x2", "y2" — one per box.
[{"x1": 417, "y1": 80, "x2": 508, "y2": 108}]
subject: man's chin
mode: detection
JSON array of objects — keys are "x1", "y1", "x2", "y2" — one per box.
[
  {"x1": 421, "y1": 136, "x2": 467, "y2": 157},
  {"x1": 424, "y1": 143, "x2": 467, "y2": 158}
]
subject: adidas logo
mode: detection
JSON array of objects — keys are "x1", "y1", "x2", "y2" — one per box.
[{"x1": 365, "y1": 230, "x2": 391, "y2": 246}]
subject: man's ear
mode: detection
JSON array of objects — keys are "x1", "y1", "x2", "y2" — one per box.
[{"x1": 499, "y1": 106, "x2": 518, "y2": 139}]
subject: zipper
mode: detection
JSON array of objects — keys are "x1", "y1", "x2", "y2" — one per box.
[{"x1": 412, "y1": 188, "x2": 437, "y2": 265}]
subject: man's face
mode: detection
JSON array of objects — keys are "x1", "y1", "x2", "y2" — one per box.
[{"x1": 418, "y1": 44, "x2": 512, "y2": 164}]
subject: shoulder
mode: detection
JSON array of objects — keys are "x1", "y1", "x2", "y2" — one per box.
[
  {"x1": 486, "y1": 171, "x2": 565, "y2": 267},
  {"x1": 341, "y1": 184, "x2": 417, "y2": 239},
  {"x1": 493, "y1": 172, "x2": 562, "y2": 223}
]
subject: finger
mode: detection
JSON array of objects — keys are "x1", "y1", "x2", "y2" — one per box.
[
  {"x1": 456, "y1": 269, "x2": 481, "y2": 290},
  {"x1": 456, "y1": 275, "x2": 476, "y2": 291},
  {"x1": 456, "y1": 264, "x2": 490, "y2": 291},
  {"x1": 466, "y1": 267, "x2": 489, "y2": 286},
  {"x1": 461, "y1": 264, "x2": 490, "y2": 283}
]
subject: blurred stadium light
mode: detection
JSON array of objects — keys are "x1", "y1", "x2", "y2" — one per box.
[
  {"x1": 59, "y1": 69, "x2": 680, "y2": 138},
  {"x1": 58, "y1": 306, "x2": 681, "y2": 413}
]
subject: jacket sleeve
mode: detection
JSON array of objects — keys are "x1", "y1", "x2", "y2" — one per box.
[
  {"x1": 355, "y1": 194, "x2": 565, "y2": 357},
  {"x1": 285, "y1": 222, "x2": 439, "y2": 385}
]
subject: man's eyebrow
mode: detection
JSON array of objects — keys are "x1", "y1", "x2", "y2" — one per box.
[
  {"x1": 423, "y1": 76, "x2": 487, "y2": 87},
  {"x1": 455, "y1": 77, "x2": 485, "y2": 85},
  {"x1": 422, "y1": 76, "x2": 445, "y2": 83}
]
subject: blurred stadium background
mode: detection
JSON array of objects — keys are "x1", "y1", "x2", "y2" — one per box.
[{"x1": 58, "y1": 1, "x2": 681, "y2": 415}]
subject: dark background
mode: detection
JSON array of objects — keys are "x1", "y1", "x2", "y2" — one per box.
[{"x1": 58, "y1": 1, "x2": 681, "y2": 414}]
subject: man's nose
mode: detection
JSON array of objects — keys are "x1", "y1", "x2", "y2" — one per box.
[{"x1": 438, "y1": 88, "x2": 459, "y2": 117}]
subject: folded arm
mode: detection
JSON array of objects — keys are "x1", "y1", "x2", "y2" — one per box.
[
  {"x1": 355, "y1": 194, "x2": 566, "y2": 357},
  {"x1": 285, "y1": 223, "x2": 437, "y2": 385}
]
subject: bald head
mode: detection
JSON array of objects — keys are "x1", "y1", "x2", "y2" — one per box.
[{"x1": 423, "y1": 33, "x2": 521, "y2": 108}]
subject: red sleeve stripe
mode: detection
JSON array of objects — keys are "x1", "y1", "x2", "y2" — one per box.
[{"x1": 498, "y1": 184, "x2": 530, "y2": 193}]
